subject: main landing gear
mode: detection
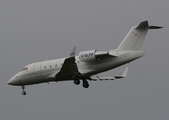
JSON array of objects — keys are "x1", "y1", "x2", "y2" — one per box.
[
  {"x1": 74, "y1": 78, "x2": 80, "y2": 85},
  {"x1": 21, "y1": 86, "x2": 26, "y2": 95},
  {"x1": 82, "y1": 80, "x2": 89, "y2": 88},
  {"x1": 73, "y1": 78, "x2": 89, "y2": 88}
]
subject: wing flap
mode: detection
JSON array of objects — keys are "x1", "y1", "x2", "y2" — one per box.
[
  {"x1": 90, "y1": 67, "x2": 129, "y2": 81},
  {"x1": 90, "y1": 76, "x2": 115, "y2": 81}
]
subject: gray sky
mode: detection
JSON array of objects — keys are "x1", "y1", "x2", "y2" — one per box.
[{"x1": 0, "y1": 0, "x2": 169, "y2": 120}]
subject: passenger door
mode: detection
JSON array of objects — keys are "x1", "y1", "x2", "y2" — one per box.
[{"x1": 33, "y1": 62, "x2": 42, "y2": 77}]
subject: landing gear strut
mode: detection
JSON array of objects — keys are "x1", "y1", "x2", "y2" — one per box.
[{"x1": 21, "y1": 86, "x2": 26, "y2": 95}]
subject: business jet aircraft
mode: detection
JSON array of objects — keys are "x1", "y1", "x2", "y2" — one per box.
[{"x1": 7, "y1": 21, "x2": 162, "y2": 95}]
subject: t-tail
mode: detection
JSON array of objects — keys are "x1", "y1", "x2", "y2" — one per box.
[{"x1": 117, "y1": 21, "x2": 162, "y2": 51}]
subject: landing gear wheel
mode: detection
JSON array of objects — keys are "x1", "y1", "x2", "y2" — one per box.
[
  {"x1": 74, "y1": 79, "x2": 80, "y2": 85},
  {"x1": 22, "y1": 91, "x2": 26, "y2": 95},
  {"x1": 21, "y1": 86, "x2": 26, "y2": 95},
  {"x1": 82, "y1": 81, "x2": 89, "y2": 88}
]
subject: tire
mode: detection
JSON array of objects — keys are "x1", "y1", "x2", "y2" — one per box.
[
  {"x1": 82, "y1": 81, "x2": 89, "y2": 88},
  {"x1": 74, "y1": 79, "x2": 80, "y2": 85},
  {"x1": 22, "y1": 91, "x2": 26, "y2": 95}
]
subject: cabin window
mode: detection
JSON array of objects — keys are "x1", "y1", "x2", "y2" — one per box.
[
  {"x1": 50, "y1": 65, "x2": 52, "y2": 68},
  {"x1": 55, "y1": 64, "x2": 57, "y2": 67},
  {"x1": 21, "y1": 67, "x2": 28, "y2": 71},
  {"x1": 44, "y1": 66, "x2": 46, "y2": 69}
]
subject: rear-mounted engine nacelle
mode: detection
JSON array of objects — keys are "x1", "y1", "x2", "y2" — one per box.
[
  {"x1": 79, "y1": 50, "x2": 96, "y2": 62},
  {"x1": 79, "y1": 50, "x2": 108, "y2": 62}
]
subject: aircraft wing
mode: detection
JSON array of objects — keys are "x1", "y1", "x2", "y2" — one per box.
[
  {"x1": 90, "y1": 67, "x2": 129, "y2": 81},
  {"x1": 55, "y1": 47, "x2": 80, "y2": 80},
  {"x1": 90, "y1": 76, "x2": 116, "y2": 81}
]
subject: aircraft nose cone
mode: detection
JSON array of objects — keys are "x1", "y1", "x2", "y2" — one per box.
[
  {"x1": 7, "y1": 79, "x2": 14, "y2": 85},
  {"x1": 7, "y1": 76, "x2": 19, "y2": 85}
]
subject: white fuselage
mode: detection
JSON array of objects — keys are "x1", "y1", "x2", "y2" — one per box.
[
  {"x1": 8, "y1": 50, "x2": 144, "y2": 86},
  {"x1": 7, "y1": 21, "x2": 162, "y2": 95}
]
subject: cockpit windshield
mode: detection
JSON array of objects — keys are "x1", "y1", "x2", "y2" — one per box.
[{"x1": 21, "y1": 67, "x2": 28, "y2": 71}]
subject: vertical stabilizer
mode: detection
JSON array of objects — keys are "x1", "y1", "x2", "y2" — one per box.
[
  {"x1": 117, "y1": 21, "x2": 162, "y2": 51},
  {"x1": 117, "y1": 21, "x2": 149, "y2": 51}
]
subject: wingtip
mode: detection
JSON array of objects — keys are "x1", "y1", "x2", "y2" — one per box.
[
  {"x1": 122, "y1": 67, "x2": 129, "y2": 77},
  {"x1": 69, "y1": 46, "x2": 76, "y2": 57}
]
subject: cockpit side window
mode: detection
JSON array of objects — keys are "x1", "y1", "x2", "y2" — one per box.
[{"x1": 21, "y1": 67, "x2": 28, "y2": 71}]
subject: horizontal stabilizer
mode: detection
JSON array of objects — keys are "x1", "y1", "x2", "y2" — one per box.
[
  {"x1": 149, "y1": 26, "x2": 163, "y2": 29},
  {"x1": 135, "y1": 21, "x2": 163, "y2": 30}
]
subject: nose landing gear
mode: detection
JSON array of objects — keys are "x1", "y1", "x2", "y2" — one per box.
[
  {"x1": 22, "y1": 91, "x2": 26, "y2": 95},
  {"x1": 21, "y1": 86, "x2": 26, "y2": 95}
]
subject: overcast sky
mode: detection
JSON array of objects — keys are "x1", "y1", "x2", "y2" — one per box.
[{"x1": 0, "y1": 0, "x2": 169, "y2": 120}]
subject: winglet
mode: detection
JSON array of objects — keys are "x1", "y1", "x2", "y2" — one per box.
[
  {"x1": 69, "y1": 46, "x2": 76, "y2": 57},
  {"x1": 114, "y1": 67, "x2": 129, "y2": 79},
  {"x1": 122, "y1": 67, "x2": 129, "y2": 77}
]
